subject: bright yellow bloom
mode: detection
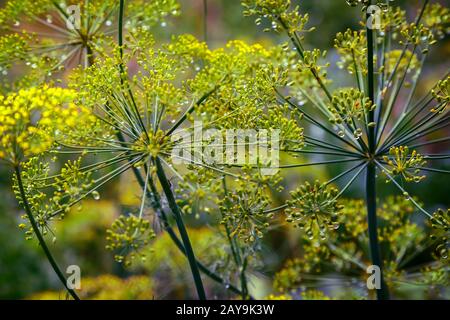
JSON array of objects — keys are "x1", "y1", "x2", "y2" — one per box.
[{"x1": 0, "y1": 86, "x2": 90, "y2": 164}]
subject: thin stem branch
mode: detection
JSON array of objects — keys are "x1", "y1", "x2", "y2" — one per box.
[
  {"x1": 14, "y1": 165, "x2": 80, "y2": 300},
  {"x1": 154, "y1": 157, "x2": 206, "y2": 300}
]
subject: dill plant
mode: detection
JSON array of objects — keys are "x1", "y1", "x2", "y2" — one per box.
[{"x1": 0, "y1": 0, "x2": 448, "y2": 301}]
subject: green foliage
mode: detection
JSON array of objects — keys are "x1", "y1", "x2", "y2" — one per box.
[{"x1": 30, "y1": 274, "x2": 154, "y2": 300}]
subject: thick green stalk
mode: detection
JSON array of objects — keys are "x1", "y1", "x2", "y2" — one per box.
[
  {"x1": 14, "y1": 166, "x2": 80, "y2": 300},
  {"x1": 203, "y1": 0, "x2": 208, "y2": 43},
  {"x1": 365, "y1": 163, "x2": 389, "y2": 299},
  {"x1": 154, "y1": 157, "x2": 206, "y2": 300},
  {"x1": 137, "y1": 161, "x2": 247, "y2": 297},
  {"x1": 366, "y1": 1, "x2": 389, "y2": 300}
]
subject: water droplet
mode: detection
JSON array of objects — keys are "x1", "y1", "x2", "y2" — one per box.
[
  {"x1": 161, "y1": 22, "x2": 167, "y2": 27},
  {"x1": 353, "y1": 128, "x2": 363, "y2": 139},
  {"x1": 338, "y1": 130, "x2": 345, "y2": 138},
  {"x1": 46, "y1": 15, "x2": 53, "y2": 24},
  {"x1": 92, "y1": 191, "x2": 100, "y2": 200},
  {"x1": 13, "y1": 21, "x2": 20, "y2": 27},
  {"x1": 105, "y1": 20, "x2": 112, "y2": 27}
]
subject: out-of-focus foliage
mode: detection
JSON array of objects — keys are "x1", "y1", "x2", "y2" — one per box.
[
  {"x1": 274, "y1": 196, "x2": 449, "y2": 299},
  {"x1": 29, "y1": 275, "x2": 154, "y2": 300}
]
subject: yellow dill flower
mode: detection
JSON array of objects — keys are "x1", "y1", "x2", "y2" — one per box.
[
  {"x1": 0, "y1": 86, "x2": 90, "y2": 164},
  {"x1": 382, "y1": 146, "x2": 427, "y2": 183}
]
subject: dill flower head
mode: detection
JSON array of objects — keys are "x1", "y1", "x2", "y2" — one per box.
[
  {"x1": 242, "y1": 0, "x2": 313, "y2": 35},
  {"x1": 219, "y1": 180, "x2": 272, "y2": 243},
  {"x1": 13, "y1": 156, "x2": 95, "y2": 239},
  {"x1": 334, "y1": 29, "x2": 367, "y2": 75},
  {"x1": 106, "y1": 215, "x2": 155, "y2": 266},
  {"x1": 429, "y1": 208, "x2": 449, "y2": 260},
  {"x1": 431, "y1": 76, "x2": 449, "y2": 114},
  {"x1": 0, "y1": 86, "x2": 92, "y2": 164},
  {"x1": 328, "y1": 88, "x2": 375, "y2": 127},
  {"x1": 382, "y1": 146, "x2": 427, "y2": 183},
  {"x1": 422, "y1": 3, "x2": 450, "y2": 39},
  {"x1": 175, "y1": 168, "x2": 222, "y2": 216},
  {"x1": 131, "y1": 130, "x2": 173, "y2": 164},
  {"x1": 286, "y1": 181, "x2": 342, "y2": 240}
]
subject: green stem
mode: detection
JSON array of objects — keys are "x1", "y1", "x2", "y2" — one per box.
[
  {"x1": 366, "y1": 1, "x2": 389, "y2": 300},
  {"x1": 154, "y1": 157, "x2": 207, "y2": 300},
  {"x1": 14, "y1": 165, "x2": 80, "y2": 300},
  {"x1": 203, "y1": 0, "x2": 208, "y2": 43},
  {"x1": 365, "y1": 163, "x2": 389, "y2": 300}
]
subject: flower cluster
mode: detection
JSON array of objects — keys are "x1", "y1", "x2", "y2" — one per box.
[
  {"x1": 286, "y1": 181, "x2": 342, "y2": 240},
  {"x1": 219, "y1": 180, "x2": 272, "y2": 243},
  {"x1": 429, "y1": 208, "x2": 449, "y2": 260},
  {"x1": 328, "y1": 88, "x2": 375, "y2": 130},
  {"x1": 422, "y1": 3, "x2": 450, "y2": 39},
  {"x1": 242, "y1": 0, "x2": 314, "y2": 35},
  {"x1": 175, "y1": 168, "x2": 222, "y2": 216},
  {"x1": 13, "y1": 156, "x2": 95, "y2": 239},
  {"x1": 334, "y1": 29, "x2": 367, "y2": 75},
  {"x1": 382, "y1": 146, "x2": 427, "y2": 183},
  {"x1": 106, "y1": 215, "x2": 155, "y2": 266},
  {"x1": 0, "y1": 86, "x2": 92, "y2": 163},
  {"x1": 431, "y1": 76, "x2": 449, "y2": 113}
]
